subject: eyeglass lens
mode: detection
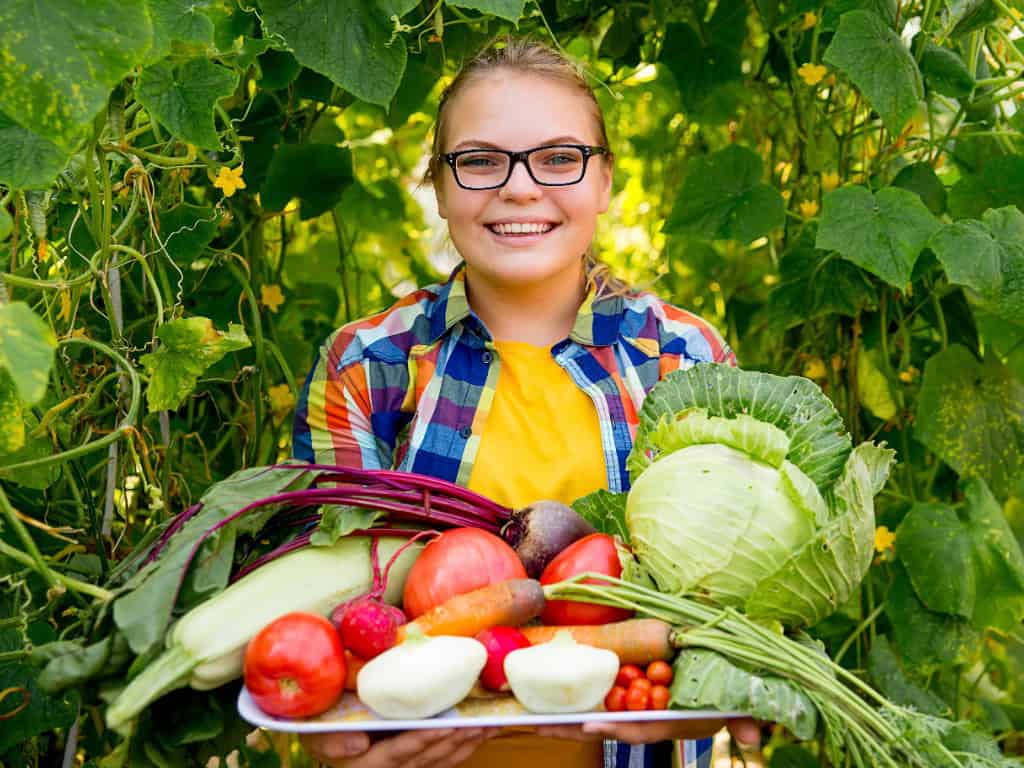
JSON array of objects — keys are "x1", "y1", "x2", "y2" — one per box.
[{"x1": 454, "y1": 146, "x2": 586, "y2": 188}]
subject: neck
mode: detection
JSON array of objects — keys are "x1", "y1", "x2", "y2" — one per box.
[{"x1": 464, "y1": 264, "x2": 587, "y2": 346}]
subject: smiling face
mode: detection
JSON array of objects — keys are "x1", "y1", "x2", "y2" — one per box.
[{"x1": 434, "y1": 73, "x2": 613, "y2": 293}]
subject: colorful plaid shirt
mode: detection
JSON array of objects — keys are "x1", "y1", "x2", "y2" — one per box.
[{"x1": 293, "y1": 265, "x2": 733, "y2": 767}]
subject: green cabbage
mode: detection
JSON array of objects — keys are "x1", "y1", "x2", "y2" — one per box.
[{"x1": 624, "y1": 365, "x2": 895, "y2": 627}]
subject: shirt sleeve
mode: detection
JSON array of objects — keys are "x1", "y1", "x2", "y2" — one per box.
[
  {"x1": 656, "y1": 302, "x2": 737, "y2": 373},
  {"x1": 292, "y1": 335, "x2": 411, "y2": 469}
]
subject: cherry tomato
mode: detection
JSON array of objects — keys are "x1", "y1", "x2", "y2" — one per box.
[
  {"x1": 615, "y1": 664, "x2": 644, "y2": 688},
  {"x1": 625, "y1": 685, "x2": 650, "y2": 711},
  {"x1": 244, "y1": 612, "x2": 346, "y2": 718},
  {"x1": 650, "y1": 685, "x2": 671, "y2": 711},
  {"x1": 402, "y1": 528, "x2": 526, "y2": 618},
  {"x1": 629, "y1": 677, "x2": 653, "y2": 694},
  {"x1": 646, "y1": 660, "x2": 673, "y2": 686},
  {"x1": 604, "y1": 685, "x2": 627, "y2": 712},
  {"x1": 539, "y1": 534, "x2": 634, "y2": 625}
]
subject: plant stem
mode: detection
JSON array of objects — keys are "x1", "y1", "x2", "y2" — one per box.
[{"x1": 0, "y1": 538, "x2": 113, "y2": 601}]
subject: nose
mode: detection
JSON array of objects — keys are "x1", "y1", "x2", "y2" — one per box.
[{"x1": 499, "y1": 159, "x2": 541, "y2": 201}]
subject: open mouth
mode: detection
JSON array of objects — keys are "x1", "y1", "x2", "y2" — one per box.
[{"x1": 486, "y1": 222, "x2": 558, "y2": 236}]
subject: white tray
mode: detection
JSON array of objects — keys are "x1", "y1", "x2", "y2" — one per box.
[{"x1": 238, "y1": 688, "x2": 745, "y2": 733}]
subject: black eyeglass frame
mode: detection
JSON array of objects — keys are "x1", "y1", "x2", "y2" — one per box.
[{"x1": 440, "y1": 144, "x2": 610, "y2": 190}]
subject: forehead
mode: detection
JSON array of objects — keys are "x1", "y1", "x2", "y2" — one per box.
[{"x1": 443, "y1": 72, "x2": 601, "y2": 150}]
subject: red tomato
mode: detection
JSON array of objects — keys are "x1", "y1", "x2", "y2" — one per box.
[
  {"x1": 625, "y1": 685, "x2": 650, "y2": 711},
  {"x1": 615, "y1": 664, "x2": 644, "y2": 688},
  {"x1": 539, "y1": 534, "x2": 633, "y2": 625},
  {"x1": 244, "y1": 612, "x2": 346, "y2": 718},
  {"x1": 650, "y1": 685, "x2": 671, "y2": 711},
  {"x1": 646, "y1": 660, "x2": 673, "y2": 686},
  {"x1": 604, "y1": 685, "x2": 627, "y2": 712},
  {"x1": 402, "y1": 528, "x2": 527, "y2": 619},
  {"x1": 629, "y1": 677, "x2": 653, "y2": 694}
]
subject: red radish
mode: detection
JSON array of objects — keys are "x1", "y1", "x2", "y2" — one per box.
[{"x1": 474, "y1": 626, "x2": 530, "y2": 692}]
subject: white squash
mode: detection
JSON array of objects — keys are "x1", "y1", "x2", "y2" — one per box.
[
  {"x1": 503, "y1": 630, "x2": 619, "y2": 713},
  {"x1": 357, "y1": 631, "x2": 487, "y2": 719}
]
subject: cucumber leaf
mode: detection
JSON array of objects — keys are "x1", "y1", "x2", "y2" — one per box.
[{"x1": 572, "y1": 488, "x2": 629, "y2": 543}]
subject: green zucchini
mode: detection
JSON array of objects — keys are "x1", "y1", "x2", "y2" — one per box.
[{"x1": 106, "y1": 535, "x2": 420, "y2": 730}]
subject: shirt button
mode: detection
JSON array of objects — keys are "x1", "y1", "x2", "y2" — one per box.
[
  {"x1": 481, "y1": 350, "x2": 493, "y2": 364},
  {"x1": 459, "y1": 426, "x2": 473, "y2": 439}
]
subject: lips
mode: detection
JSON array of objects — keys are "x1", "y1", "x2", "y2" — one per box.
[{"x1": 486, "y1": 221, "x2": 558, "y2": 235}]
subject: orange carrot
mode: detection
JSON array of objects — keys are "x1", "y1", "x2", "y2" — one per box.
[
  {"x1": 344, "y1": 650, "x2": 366, "y2": 690},
  {"x1": 396, "y1": 579, "x2": 545, "y2": 642},
  {"x1": 521, "y1": 619, "x2": 674, "y2": 665}
]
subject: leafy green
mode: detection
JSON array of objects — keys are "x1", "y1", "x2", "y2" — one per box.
[
  {"x1": 823, "y1": 10, "x2": 924, "y2": 134},
  {"x1": 261, "y1": 143, "x2": 355, "y2": 220},
  {"x1": 867, "y1": 636, "x2": 950, "y2": 716},
  {"x1": 671, "y1": 649, "x2": 818, "y2": 739},
  {"x1": 816, "y1": 185, "x2": 941, "y2": 288},
  {"x1": 0, "y1": 302, "x2": 57, "y2": 406},
  {"x1": 0, "y1": 662, "x2": 78, "y2": 754},
  {"x1": 311, "y1": 504, "x2": 382, "y2": 546},
  {"x1": 892, "y1": 162, "x2": 948, "y2": 216},
  {"x1": 147, "y1": 0, "x2": 216, "y2": 63},
  {"x1": 664, "y1": 145, "x2": 785, "y2": 243},
  {"x1": 914, "y1": 344, "x2": 1024, "y2": 500},
  {"x1": 260, "y1": 0, "x2": 407, "y2": 106},
  {"x1": 157, "y1": 204, "x2": 221, "y2": 264},
  {"x1": 768, "y1": 247, "x2": 878, "y2": 328},
  {"x1": 947, "y1": 156, "x2": 1024, "y2": 219},
  {"x1": 136, "y1": 58, "x2": 239, "y2": 149},
  {"x1": 139, "y1": 317, "x2": 251, "y2": 411},
  {"x1": 0, "y1": 112, "x2": 68, "y2": 189},
  {"x1": 445, "y1": 0, "x2": 526, "y2": 22},
  {"x1": 570, "y1": 488, "x2": 629, "y2": 541},
  {"x1": 918, "y1": 41, "x2": 975, "y2": 99}
]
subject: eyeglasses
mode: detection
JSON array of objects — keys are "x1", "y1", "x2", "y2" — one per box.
[{"x1": 441, "y1": 144, "x2": 609, "y2": 190}]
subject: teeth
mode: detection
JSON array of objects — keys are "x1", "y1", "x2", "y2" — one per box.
[{"x1": 490, "y1": 222, "x2": 554, "y2": 235}]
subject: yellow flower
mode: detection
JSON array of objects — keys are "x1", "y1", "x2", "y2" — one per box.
[
  {"x1": 874, "y1": 525, "x2": 896, "y2": 553},
  {"x1": 798, "y1": 63, "x2": 827, "y2": 86},
  {"x1": 268, "y1": 383, "x2": 296, "y2": 424},
  {"x1": 799, "y1": 200, "x2": 819, "y2": 219},
  {"x1": 803, "y1": 357, "x2": 827, "y2": 380},
  {"x1": 898, "y1": 365, "x2": 920, "y2": 384},
  {"x1": 58, "y1": 290, "x2": 72, "y2": 323},
  {"x1": 213, "y1": 165, "x2": 246, "y2": 197},
  {"x1": 821, "y1": 170, "x2": 841, "y2": 193},
  {"x1": 801, "y1": 11, "x2": 818, "y2": 29},
  {"x1": 260, "y1": 283, "x2": 285, "y2": 313}
]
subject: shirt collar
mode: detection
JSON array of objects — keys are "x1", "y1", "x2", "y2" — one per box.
[{"x1": 425, "y1": 263, "x2": 624, "y2": 347}]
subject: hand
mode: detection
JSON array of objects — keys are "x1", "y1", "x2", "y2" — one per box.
[
  {"x1": 299, "y1": 727, "x2": 497, "y2": 768},
  {"x1": 535, "y1": 716, "x2": 761, "y2": 747}
]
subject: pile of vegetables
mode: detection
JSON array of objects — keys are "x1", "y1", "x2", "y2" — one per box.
[{"x1": 31, "y1": 364, "x2": 1022, "y2": 767}]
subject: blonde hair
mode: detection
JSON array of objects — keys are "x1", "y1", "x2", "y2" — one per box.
[{"x1": 424, "y1": 37, "x2": 632, "y2": 298}]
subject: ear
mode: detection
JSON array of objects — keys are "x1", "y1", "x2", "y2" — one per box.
[{"x1": 596, "y1": 155, "x2": 613, "y2": 214}]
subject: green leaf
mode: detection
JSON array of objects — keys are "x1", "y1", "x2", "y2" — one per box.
[
  {"x1": 445, "y1": 0, "x2": 527, "y2": 22},
  {"x1": 660, "y1": 23, "x2": 743, "y2": 116},
  {"x1": 823, "y1": 10, "x2": 924, "y2": 134},
  {"x1": 157, "y1": 204, "x2": 221, "y2": 264},
  {"x1": 816, "y1": 185, "x2": 941, "y2": 288},
  {"x1": 928, "y1": 206, "x2": 1024, "y2": 324},
  {"x1": 0, "y1": 302, "x2": 57, "y2": 406},
  {"x1": 856, "y1": 346, "x2": 898, "y2": 421},
  {"x1": 887, "y1": 563, "x2": 977, "y2": 668},
  {"x1": 136, "y1": 58, "x2": 239, "y2": 149},
  {"x1": 0, "y1": 0, "x2": 152, "y2": 152},
  {"x1": 664, "y1": 145, "x2": 785, "y2": 243},
  {"x1": 671, "y1": 649, "x2": 818, "y2": 739},
  {"x1": 139, "y1": 317, "x2": 251, "y2": 412},
  {"x1": 744, "y1": 443, "x2": 895, "y2": 626},
  {"x1": 0, "y1": 370, "x2": 24, "y2": 455},
  {"x1": 629, "y1": 364, "x2": 852, "y2": 491},
  {"x1": 944, "y1": 0, "x2": 1001, "y2": 36},
  {"x1": 148, "y1": 0, "x2": 216, "y2": 62},
  {"x1": 260, "y1": 0, "x2": 407, "y2": 107},
  {"x1": 769, "y1": 745, "x2": 819, "y2": 768},
  {"x1": 310, "y1": 504, "x2": 382, "y2": 546},
  {"x1": 261, "y1": 143, "x2": 355, "y2": 220},
  {"x1": 919, "y1": 40, "x2": 975, "y2": 99},
  {"x1": 571, "y1": 489, "x2": 629, "y2": 542},
  {"x1": 768, "y1": 247, "x2": 878, "y2": 328},
  {"x1": 257, "y1": 49, "x2": 303, "y2": 90},
  {"x1": 867, "y1": 636, "x2": 950, "y2": 716},
  {"x1": 947, "y1": 156, "x2": 1024, "y2": 220},
  {"x1": 113, "y1": 463, "x2": 316, "y2": 654},
  {"x1": 896, "y1": 478, "x2": 1024, "y2": 631},
  {"x1": 914, "y1": 344, "x2": 1024, "y2": 500},
  {"x1": 0, "y1": 112, "x2": 69, "y2": 189},
  {"x1": 37, "y1": 633, "x2": 131, "y2": 693},
  {"x1": 0, "y1": 661, "x2": 78, "y2": 754},
  {"x1": 891, "y1": 161, "x2": 948, "y2": 216}
]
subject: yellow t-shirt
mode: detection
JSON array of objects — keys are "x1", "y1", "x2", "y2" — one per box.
[{"x1": 464, "y1": 339, "x2": 607, "y2": 768}]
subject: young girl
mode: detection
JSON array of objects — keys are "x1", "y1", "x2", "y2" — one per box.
[{"x1": 292, "y1": 38, "x2": 756, "y2": 768}]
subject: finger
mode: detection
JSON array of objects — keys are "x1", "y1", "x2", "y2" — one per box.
[
  {"x1": 727, "y1": 717, "x2": 762, "y2": 746},
  {"x1": 300, "y1": 731, "x2": 371, "y2": 762},
  {"x1": 405, "y1": 729, "x2": 489, "y2": 768},
  {"x1": 437, "y1": 734, "x2": 492, "y2": 768},
  {"x1": 533, "y1": 725, "x2": 595, "y2": 742},
  {"x1": 371, "y1": 728, "x2": 459, "y2": 763},
  {"x1": 583, "y1": 718, "x2": 726, "y2": 744}
]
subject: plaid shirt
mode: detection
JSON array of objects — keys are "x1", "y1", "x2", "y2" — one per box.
[{"x1": 293, "y1": 265, "x2": 732, "y2": 767}]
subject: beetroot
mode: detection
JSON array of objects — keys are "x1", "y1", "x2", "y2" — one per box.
[
  {"x1": 474, "y1": 626, "x2": 531, "y2": 692},
  {"x1": 502, "y1": 500, "x2": 596, "y2": 578},
  {"x1": 332, "y1": 599, "x2": 407, "y2": 660}
]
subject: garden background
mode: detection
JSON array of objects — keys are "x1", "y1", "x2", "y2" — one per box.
[{"x1": 1, "y1": 0, "x2": 1024, "y2": 765}]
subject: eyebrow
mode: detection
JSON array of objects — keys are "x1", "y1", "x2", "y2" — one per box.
[{"x1": 450, "y1": 135, "x2": 589, "y2": 151}]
